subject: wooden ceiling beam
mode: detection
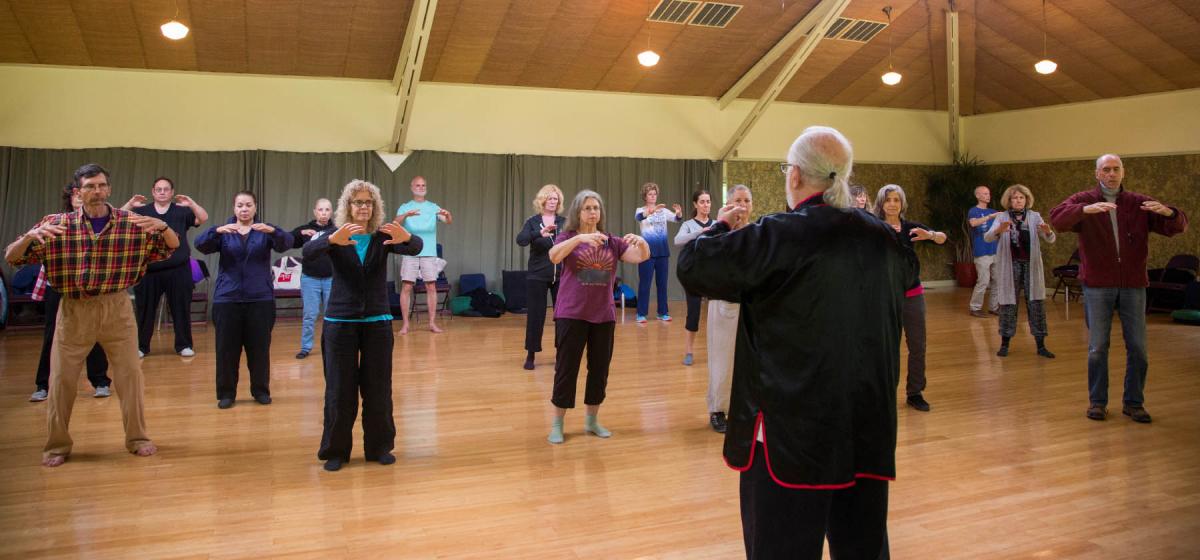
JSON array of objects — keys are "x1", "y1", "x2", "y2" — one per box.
[
  {"x1": 718, "y1": 0, "x2": 850, "y2": 160},
  {"x1": 389, "y1": 0, "x2": 438, "y2": 153},
  {"x1": 947, "y1": 8, "x2": 960, "y2": 157},
  {"x1": 717, "y1": 0, "x2": 846, "y2": 109}
]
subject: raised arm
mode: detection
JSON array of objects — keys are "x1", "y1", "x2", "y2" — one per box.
[{"x1": 677, "y1": 216, "x2": 785, "y2": 302}]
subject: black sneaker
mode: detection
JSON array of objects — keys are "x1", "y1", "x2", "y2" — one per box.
[
  {"x1": 710, "y1": 412, "x2": 728, "y2": 433},
  {"x1": 217, "y1": 398, "x2": 235, "y2": 409},
  {"x1": 255, "y1": 394, "x2": 272, "y2": 405},
  {"x1": 1037, "y1": 347, "x2": 1056, "y2": 359},
  {"x1": 296, "y1": 350, "x2": 309, "y2": 359},
  {"x1": 996, "y1": 346, "x2": 1009, "y2": 357},
  {"x1": 906, "y1": 394, "x2": 931, "y2": 412}
]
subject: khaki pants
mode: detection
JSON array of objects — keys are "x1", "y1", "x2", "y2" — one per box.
[
  {"x1": 706, "y1": 300, "x2": 740, "y2": 414},
  {"x1": 45, "y1": 291, "x2": 151, "y2": 459}
]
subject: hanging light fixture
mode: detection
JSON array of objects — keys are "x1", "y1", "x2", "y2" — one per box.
[
  {"x1": 1034, "y1": 0, "x2": 1057, "y2": 74},
  {"x1": 881, "y1": 6, "x2": 901, "y2": 86},
  {"x1": 638, "y1": 0, "x2": 659, "y2": 67},
  {"x1": 161, "y1": 0, "x2": 189, "y2": 40}
]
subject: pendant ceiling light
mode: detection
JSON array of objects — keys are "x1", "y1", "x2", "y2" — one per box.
[
  {"x1": 161, "y1": 0, "x2": 189, "y2": 40},
  {"x1": 638, "y1": 0, "x2": 659, "y2": 67},
  {"x1": 1034, "y1": 0, "x2": 1057, "y2": 74},
  {"x1": 880, "y1": 6, "x2": 901, "y2": 86}
]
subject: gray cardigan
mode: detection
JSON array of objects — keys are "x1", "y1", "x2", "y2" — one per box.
[{"x1": 984, "y1": 210, "x2": 1056, "y2": 305}]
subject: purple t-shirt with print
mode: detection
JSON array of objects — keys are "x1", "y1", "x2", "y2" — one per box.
[{"x1": 554, "y1": 231, "x2": 629, "y2": 324}]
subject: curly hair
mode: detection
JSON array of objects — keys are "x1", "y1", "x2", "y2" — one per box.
[
  {"x1": 533, "y1": 184, "x2": 564, "y2": 214},
  {"x1": 1000, "y1": 184, "x2": 1035, "y2": 210},
  {"x1": 334, "y1": 179, "x2": 385, "y2": 233}
]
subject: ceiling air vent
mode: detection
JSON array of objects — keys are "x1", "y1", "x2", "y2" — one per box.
[
  {"x1": 689, "y1": 2, "x2": 742, "y2": 28},
  {"x1": 648, "y1": 0, "x2": 701, "y2": 24},
  {"x1": 826, "y1": 18, "x2": 888, "y2": 43},
  {"x1": 824, "y1": 17, "x2": 854, "y2": 38}
]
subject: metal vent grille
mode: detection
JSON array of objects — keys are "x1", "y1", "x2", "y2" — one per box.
[
  {"x1": 648, "y1": 0, "x2": 701, "y2": 24},
  {"x1": 824, "y1": 18, "x2": 888, "y2": 43},
  {"x1": 824, "y1": 17, "x2": 854, "y2": 38},
  {"x1": 689, "y1": 2, "x2": 742, "y2": 28}
]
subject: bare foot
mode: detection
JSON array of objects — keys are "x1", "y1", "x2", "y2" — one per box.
[
  {"x1": 398, "y1": 324, "x2": 409, "y2": 335},
  {"x1": 134, "y1": 443, "x2": 157, "y2": 457},
  {"x1": 429, "y1": 323, "x2": 444, "y2": 333},
  {"x1": 42, "y1": 455, "x2": 67, "y2": 467}
]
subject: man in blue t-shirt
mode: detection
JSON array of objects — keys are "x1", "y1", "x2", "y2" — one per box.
[
  {"x1": 395, "y1": 175, "x2": 453, "y2": 334},
  {"x1": 967, "y1": 185, "x2": 999, "y2": 317}
]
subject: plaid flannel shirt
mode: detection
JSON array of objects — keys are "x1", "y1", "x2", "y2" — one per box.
[{"x1": 11, "y1": 206, "x2": 173, "y2": 299}]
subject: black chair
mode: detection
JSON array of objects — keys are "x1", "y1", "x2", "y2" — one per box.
[
  {"x1": 1050, "y1": 250, "x2": 1081, "y2": 302},
  {"x1": 1147, "y1": 254, "x2": 1199, "y2": 312}
]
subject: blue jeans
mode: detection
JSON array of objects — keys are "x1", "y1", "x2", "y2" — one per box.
[
  {"x1": 300, "y1": 275, "x2": 333, "y2": 352},
  {"x1": 637, "y1": 255, "x2": 671, "y2": 317},
  {"x1": 1083, "y1": 286, "x2": 1148, "y2": 407}
]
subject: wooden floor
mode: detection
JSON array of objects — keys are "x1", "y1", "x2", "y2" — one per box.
[{"x1": 1, "y1": 288, "x2": 1198, "y2": 559}]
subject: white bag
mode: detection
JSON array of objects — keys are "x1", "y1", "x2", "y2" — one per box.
[{"x1": 272, "y1": 256, "x2": 302, "y2": 290}]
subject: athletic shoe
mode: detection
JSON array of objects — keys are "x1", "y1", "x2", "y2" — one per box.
[
  {"x1": 658, "y1": 314, "x2": 672, "y2": 322},
  {"x1": 682, "y1": 353, "x2": 693, "y2": 366},
  {"x1": 93, "y1": 386, "x2": 111, "y2": 398},
  {"x1": 138, "y1": 350, "x2": 145, "y2": 358},
  {"x1": 636, "y1": 315, "x2": 647, "y2": 323},
  {"x1": 179, "y1": 348, "x2": 195, "y2": 357},
  {"x1": 30, "y1": 389, "x2": 48, "y2": 402},
  {"x1": 296, "y1": 350, "x2": 310, "y2": 359}
]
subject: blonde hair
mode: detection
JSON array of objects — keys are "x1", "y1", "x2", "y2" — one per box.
[
  {"x1": 334, "y1": 179, "x2": 385, "y2": 233},
  {"x1": 533, "y1": 184, "x2": 565, "y2": 214},
  {"x1": 1000, "y1": 184, "x2": 1035, "y2": 210}
]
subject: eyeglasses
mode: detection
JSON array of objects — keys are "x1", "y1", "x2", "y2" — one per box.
[
  {"x1": 78, "y1": 183, "x2": 111, "y2": 191},
  {"x1": 779, "y1": 163, "x2": 796, "y2": 175},
  {"x1": 350, "y1": 200, "x2": 373, "y2": 207}
]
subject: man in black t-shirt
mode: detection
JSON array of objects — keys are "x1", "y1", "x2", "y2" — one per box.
[{"x1": 123, "y1": 177, "x2": 209, "y2": 357}]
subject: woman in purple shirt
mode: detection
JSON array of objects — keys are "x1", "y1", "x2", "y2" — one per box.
[{"x1": 546, "y1": 190, "x2": 649, "y2": 444}]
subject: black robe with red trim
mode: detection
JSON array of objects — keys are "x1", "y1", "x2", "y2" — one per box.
[{"x1": 677, "y1": 193, "x2": 916, "y2": 488}]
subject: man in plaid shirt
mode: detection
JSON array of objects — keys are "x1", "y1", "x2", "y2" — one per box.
[{"x1": 5, "y1": 164, "x2": 180, "y2": 467}]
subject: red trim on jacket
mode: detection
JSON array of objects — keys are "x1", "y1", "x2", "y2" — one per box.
[{"x1": 723, "y1": 412, "x2": 895, "y2": 489}]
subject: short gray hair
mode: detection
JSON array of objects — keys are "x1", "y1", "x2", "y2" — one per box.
[
  {"x1": 726, "y1": 183, "x2": 750, "y2": 200},
  {"x1": 786, "y1": 126, "x2": 854, "y2": 209},
  {"x1": 1095, "y1": 153, "x2": 1122, "y2": 170}
]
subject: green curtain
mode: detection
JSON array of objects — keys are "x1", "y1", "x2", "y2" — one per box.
[{"x1": 0, "y1": 147, "x2": 721, "y2": 315}]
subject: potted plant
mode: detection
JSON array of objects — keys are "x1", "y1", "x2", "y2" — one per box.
[{"x1": 924, "y1": 154, "x2": 989, "y2": 287}]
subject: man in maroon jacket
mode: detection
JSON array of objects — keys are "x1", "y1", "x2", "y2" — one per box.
[{"x1": 1049, "y1": 154, "x2": 1188, "y2": 424}]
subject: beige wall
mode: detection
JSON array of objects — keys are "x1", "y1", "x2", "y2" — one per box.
[
  {"x1": 963, "y1": 88, "x2": 1200, "y2": 163},
  {"x1": 1, "y1": 64, "x2": 949, "y2": 163}
]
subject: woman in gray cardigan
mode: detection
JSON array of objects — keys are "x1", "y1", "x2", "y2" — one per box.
[{"x1": 984, "y1": 184, "x2": 1057, "y2": 358}]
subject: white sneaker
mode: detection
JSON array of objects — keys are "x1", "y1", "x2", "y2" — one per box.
[
  {"x1": 179, "y1": 348, "x2": 195, "y2": 357},
  {"x1": 30, "y1": 389, "x2": 48, "y2": 402},
  {"x1": 138, "y1": 350, "x2": 145, "y2": 358},
  {"x1": 94, "y1": 386, "x2": 112, "y2": 398}
]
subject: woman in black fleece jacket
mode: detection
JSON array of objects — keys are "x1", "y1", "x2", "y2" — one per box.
[
  {"x1": 515, "y1": 184, "x2": 567, "y2": 370},
  {"x1": 302, "y1": 180, "x2": 422, "y2": 472}
]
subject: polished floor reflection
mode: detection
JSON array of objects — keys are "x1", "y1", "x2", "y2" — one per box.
[{"x1": 1, "y1": 288, "x2": 1197, "y2": 559}]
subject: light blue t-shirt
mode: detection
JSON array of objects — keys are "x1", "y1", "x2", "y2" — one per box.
[
  {"x1": 325, "y1": 233, "x2": 392, "y2": 323},
  {"x1": 396, "y1": 200, "x2": 441, "y2": 257}
]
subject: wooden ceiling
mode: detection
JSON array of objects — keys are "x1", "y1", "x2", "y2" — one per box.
[{"x1": 2, "y1": 0, "x2": 1199, "y2": 115}]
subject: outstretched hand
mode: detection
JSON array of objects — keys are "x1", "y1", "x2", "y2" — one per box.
[
  {"x1": 380, "y1": 221, "x2": 412, "y2": 245},
  {"x1": 909, "y1": 227, "x2": 935, "y2": 241},
  {"x1": 717, "y1": 204, "x2": 747, "y2": 228},
  {"x1": 329, "y1": 223, "x2": 365, "y2": 245},
  {"x1": 1140, "y1": 200, "x2": 1174, "y2": 216}
]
